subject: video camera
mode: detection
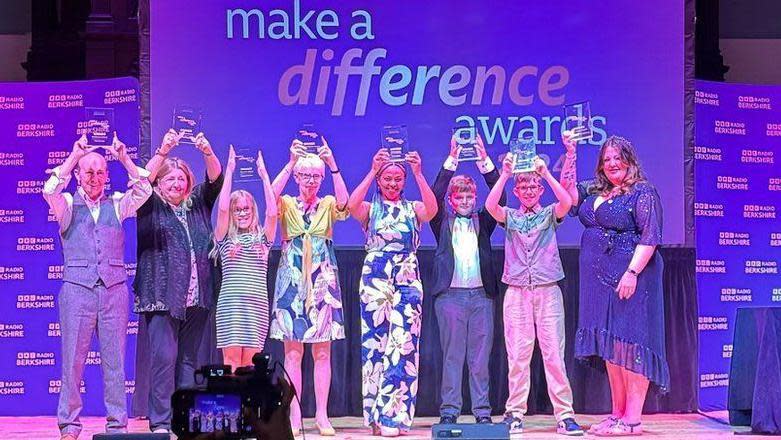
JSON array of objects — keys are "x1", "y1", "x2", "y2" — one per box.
[{"x1": 171, "y1": 353, "x2": 283, "y2": 439}]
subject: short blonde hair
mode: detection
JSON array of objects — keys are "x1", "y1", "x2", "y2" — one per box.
[
  {"x1": 447, "y1": 175, "x2": 477, "y2": 197},
  {"x1": 293, "y1": 153, "x2": 325, "y2": 175}
]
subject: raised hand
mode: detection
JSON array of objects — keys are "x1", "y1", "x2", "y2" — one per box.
[
  {"x1": 501, "y1": 153, "x2": 514, "y2": 175},
  {"x1": 193, "y1": 132, "x2": 213, "y2": 155},
  {"x1": 72, "y1": 134, "x2": 91, "y2": 157},
  {"x1": 256, "y1": 149, "x2": 268, "y2": 178},
  {"x1": 289, "y1": 139, "x2": 307, "y2": 165},
  {"x1": 226, "y1": 144, "x2": 236, "y2": 173},
  {"x1": 318, "y1": 137, "x2": 337, "y2": 170},
  {"x1": 449, "y1": 135, "x2": 461, "y2": 160},
  {"x1": 161, "y1": 129, "x2": 184, "y2": 155},
  {"x1": 405, "y1": 151, "x2": 423, "y2": 175},
  {"x1": 533, "y1": 156, "x2": 549, "y2": 177},
  {"x1": 371, "y1": 148, "x2": 390, "y2": 174},
  {"x1": 562, "y1": 130, "x2": 578, "y2": 155},
  {"x1": 474, "y1": 133, "x2": 488, "y2": 161},
  {"x1": 107, "y1": 131, "x2": 128, "y2": 161}
]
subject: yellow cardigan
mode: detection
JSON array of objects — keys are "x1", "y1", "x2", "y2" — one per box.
[{"x1": 278, "y1": 194, "x2": 348, "y2": 309}]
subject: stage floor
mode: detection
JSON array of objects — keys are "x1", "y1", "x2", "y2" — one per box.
[{"x1": 0, "y1": 412, "x2": 770, "y2": 439}]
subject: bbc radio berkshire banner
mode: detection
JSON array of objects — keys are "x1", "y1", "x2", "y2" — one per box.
[
  {"x1": 150, "y1": 0, "x2": 685, "y2": 246},
  {"x1": 695, "y1": 80, "x2": 781, "y2": 411},
  {"x1": 0, "y1": 78, "x2": 140, "y2": 415}
]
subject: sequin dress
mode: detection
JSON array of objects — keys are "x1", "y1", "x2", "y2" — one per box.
[{"x1": 571, "y1": 181, "x2": 669, "y2": 390}]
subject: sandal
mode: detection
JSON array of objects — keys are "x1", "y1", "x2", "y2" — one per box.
[
  {"x1": 588, "y1": 416, "x2": 619, "y2": 434},
  {"x1": 593, "y1": 419, "x2": 643, "y2": 437}
]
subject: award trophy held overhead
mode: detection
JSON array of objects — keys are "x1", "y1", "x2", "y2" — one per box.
[
  {"x1": 84, "y1": 107, "x2": 114, "y2": 148},
  {"x1": 381, "y1": 125, "x2": 409, "y2": 163},
  {"x1": 173, "y1": 106, "x2": 203, "y2": 145},
  {"x1": 562, "y1": 100, "x2": 594, "y2": 142},
  {"x1": 509, "y1": 136, "x2": 537, "y2": 173},
  {"x1": 452, "y1": 126, "x2": 480, "y2": 162}
]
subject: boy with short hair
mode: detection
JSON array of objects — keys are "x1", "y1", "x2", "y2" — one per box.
[
  {"x1": 485, "y1": 154, "x2": 583, "y2": 436},
  {"x1": 430, "y1": 135, "x2": 505, "y2": 424}
]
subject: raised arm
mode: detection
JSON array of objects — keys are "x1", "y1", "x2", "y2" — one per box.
[
  {"x1": 42, "y1": 135, "x2": 89, "y2": 225},
  {"x1": 407, "y1": 151, "x2": 438, "y2": 223},
  {"x1": 348, "y1": 149, "x2": 388, "y2": 225},
  {"x1": 214, "y1": 145, "x2": 236, "y2": 242},
  {"x1": 318, "y1": 138, "x2": 348, "y2": 209},
  {"x1": 145, "y1": 129, "x2": 183, "y2": 183},
  {"x1": 535, "y1": 157, "x2": 572, "y2": 219},
  {"x1": 430, "y1": 138, "x2": 460, "y2": 236},
  {"x1": 193, "y1": 132, "x2": 222, "y2": 182},
  {"x1": 107, "y1": 133, "x2": 153, "y2": 221},
  {"x1": 256, "y1": 149, "x2": 278, "y2": 243},
  {"x1": 271, "y1": 140, "x2": 306, "y2": 200},
  {"x1": 485, "y1": 155, "x2": 513, "y2": 224},
  {"x1": 559, "y1": 130, "x2": 578, "y2": 206}
]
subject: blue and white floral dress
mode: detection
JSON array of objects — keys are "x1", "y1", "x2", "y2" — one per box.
[{"x1": 360, "y1": 199, "x2": 423, "y2": 431}]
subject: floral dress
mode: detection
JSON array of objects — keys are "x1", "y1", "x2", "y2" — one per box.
[
  {"x1": 270, "y1": 195, "x2": 347, "y2": 343},
  {"x1": 360, "y1": 199, "x2": 423, "y2": 431}
]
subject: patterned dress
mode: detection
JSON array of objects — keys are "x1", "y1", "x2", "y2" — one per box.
[
  {"x1": 270, "y1": 195, "x2": 347, "y2": 343},
  {"x1": 360, "y1": 199, "x2": 423, "y2": 431},
  {"x1": 216, "y1": 232, "x2": 271, "y2": 349},
  {"x1": 572, "y1": 181, "x2": 669, "y2": 390}
]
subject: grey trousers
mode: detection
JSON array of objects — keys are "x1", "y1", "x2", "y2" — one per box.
[
  {"x1": 57, "y1": 281, "x2": 128, "y2": 437},
  {"x1": 434, "y1": 287, "x2": 494, "y2": 418},
  {"x1": 144, "y1": 307, "x2": 210, "y2": 432}
]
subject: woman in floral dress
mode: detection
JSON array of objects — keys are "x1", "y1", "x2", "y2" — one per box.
[
  {"x1": 269, "y1": 138, "x2": 349, "y2": 436},
  {"x1": 348, "y1": 148, "x2": 438, "y2": 437}
]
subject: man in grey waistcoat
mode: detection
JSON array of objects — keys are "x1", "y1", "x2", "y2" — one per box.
[{"x1": 43, "y1": 133, "x2": 152, "y2": 440}]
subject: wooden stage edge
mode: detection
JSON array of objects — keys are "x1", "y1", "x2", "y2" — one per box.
[{"x1": 0, "y1": 412, "x2": 774, "y2": 439}]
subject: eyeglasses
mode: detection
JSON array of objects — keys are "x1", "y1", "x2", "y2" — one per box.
[
  {"x1": 296, "y1": 173, "x2": 323, "y2": 182},
  {"x1": 232, "y1": 207, "x2": 251, "y2": 214},
  {"x1": 516, "y1": 185, "x2": 541, "y2": 193}
]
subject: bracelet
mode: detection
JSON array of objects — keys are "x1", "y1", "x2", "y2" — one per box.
[
  {"x1": 330, "y1": 168, "x2": 340, "y2": 174},
  {"x1": 627, "y1": 268, "x2": 639, "y2": 276}
]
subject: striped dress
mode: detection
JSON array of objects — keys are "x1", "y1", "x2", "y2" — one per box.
[{"x1": 216, "y1": 232, "x2": 271, "y2": 349}]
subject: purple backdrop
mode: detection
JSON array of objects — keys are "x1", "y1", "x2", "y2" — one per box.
[
  {"x1": 0, "y1": 78, "x2": 140, "y2": 415},
  {"x1": 695, "y1": 80, "x2": 781, "y2": 410},
  {"x1": 150, "y1": 0, "x2": 685, "y2": 245}
]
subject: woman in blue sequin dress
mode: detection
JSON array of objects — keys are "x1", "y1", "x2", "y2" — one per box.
[{"x1": 563, "y1": 134, "x2": 668, "y2": 436}]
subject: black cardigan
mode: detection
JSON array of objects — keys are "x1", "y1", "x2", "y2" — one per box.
[
  {"x1": 133, "y1": 173, "x2": 224, "y2": 319},
  {"x1": 428, "y1": 165, "x2": 505, "y2": 298}
]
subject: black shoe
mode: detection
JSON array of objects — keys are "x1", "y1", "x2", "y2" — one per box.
[
  {"x1": 439, "y1": 415, "x2": 458, "y2": 424},
  {"x1": 476, "y1": 416, "x2": 492, "y2": 424}
]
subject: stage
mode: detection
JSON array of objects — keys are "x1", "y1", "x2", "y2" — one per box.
[{"x1": 0, "y1": 412, "x2": 768, "y2": 439}]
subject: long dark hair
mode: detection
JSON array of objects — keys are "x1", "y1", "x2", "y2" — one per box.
[{"x1": 590, "y1": 135, "x2": 647, "y2": 196}]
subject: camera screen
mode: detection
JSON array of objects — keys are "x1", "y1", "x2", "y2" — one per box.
[{"x1": 187, "y1": 393, "x2": 242, "y2": 434}]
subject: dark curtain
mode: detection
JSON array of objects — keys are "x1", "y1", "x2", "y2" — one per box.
[{"x1": 132, "y1": 247, "x2": 697, "y2": 417}]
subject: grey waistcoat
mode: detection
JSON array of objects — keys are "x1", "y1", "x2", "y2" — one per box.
[{"x1": 60, "y1": 192, "x2": 127, "y2": 288}]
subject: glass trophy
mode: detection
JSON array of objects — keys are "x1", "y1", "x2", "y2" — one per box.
[
  {"x1": 295, "y1": 123, "x2": 323, "y2": 154},
  {"x1": 509, "y1": 136, "x2": 537, "y2": 173},
  {"x1": 452, "y1": 126, "x2": 479, "y2": 161},
  {"x1": 381, "y1": 125, "x2": 409, "y2": 162},
  {"x1": 173, "y1": 106, "x2": 202, "y2": 145},
  {"x1": 562, "y1": 101, "x2": 593, "y2": 142},
  {"x1": 235, "y1": 147, "x2": 259, "y2": 183},
  {"x1": 84, "y1": 107, "x2": 114, "y2": 148}
]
